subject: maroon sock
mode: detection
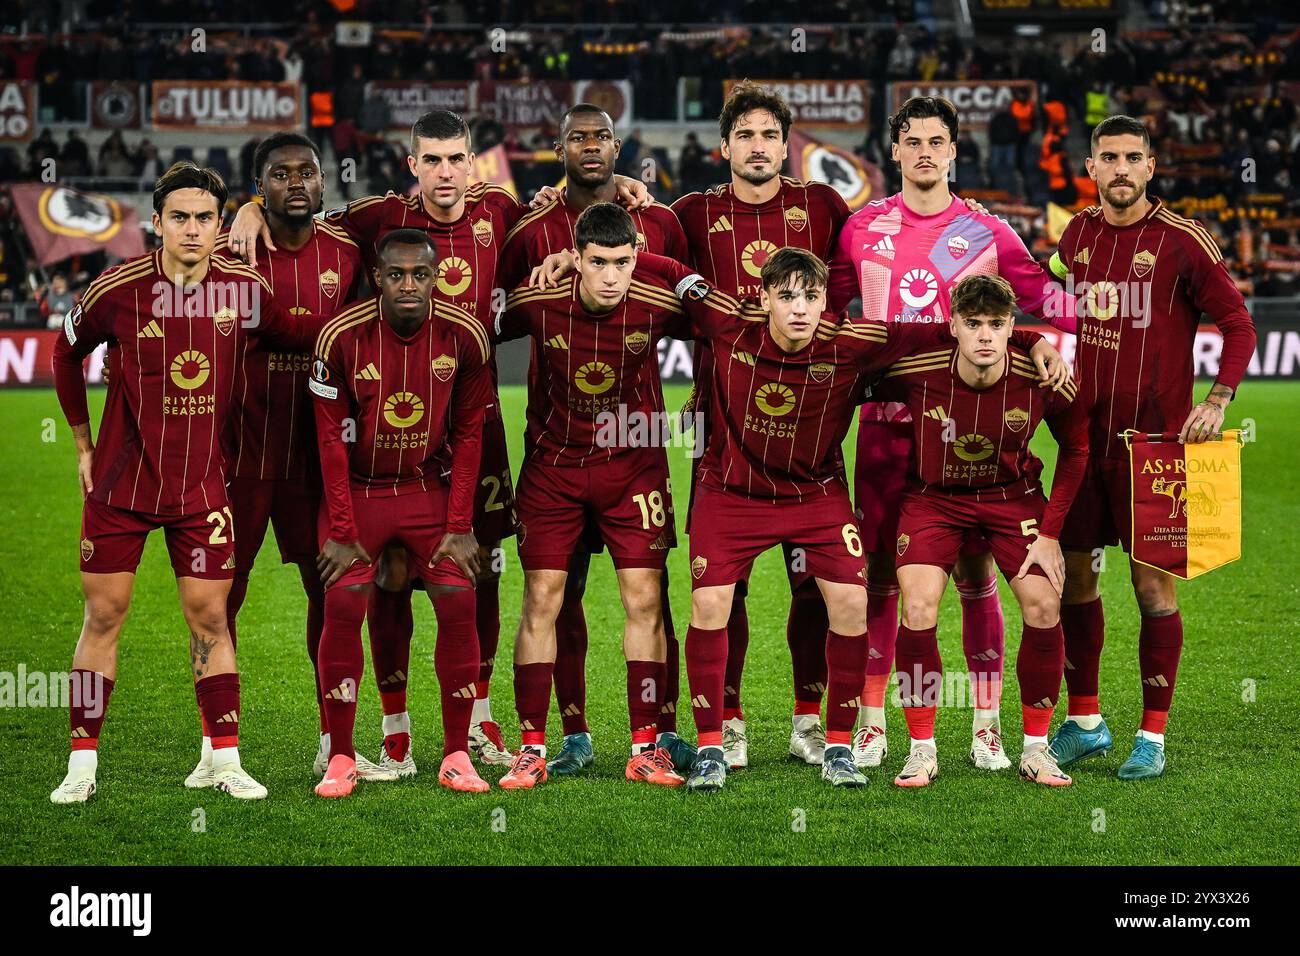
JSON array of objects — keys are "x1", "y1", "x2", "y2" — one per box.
[
  {"x1": 195, "y1": 673, "x2": 241, "y2": 750},
  {"x1": 865, "y1": 577, "x2": 900, "y2": 701},
  {"x1": 1139, "y1": 611, "x2": 1183, "y2": 730},
  {"x1": 225, "y1": 572, "x2": 249, "y2": 653},
  {"x1": 320, "y1": 586, "x2": 367, "y2": 759},
  {"x1": 301, "y1": 569, "x2": 327, "y2": 734},
  {"x1": 474, "y1": 575, "x2": 501, "y2": 694},
  {"x1": 895, "y1": 624, "x2": 942, "y2": 739},
  {"x1": 788, "y1": 584, "x2": 829, "y2": 707},
  {"x1": 69, "y1": 668, "x2": 114, "y2": 751},
  {"x1": 658, "y1": 631, "x2": 680, "y2": 735},
  {"x1": 514, "y1": 661, "x2": 554, "y2": 750},
  {"x1": 553, "y1": 593, "x2": 589, "y2": 735},
  {"x1": 825, "y1": 630, "x2": 868, "y2": 745},
  {"x1": 686, "y1": 625, "x2": 728, "y2": 747},
  {"x1": 723, "y1": 594, "x2": 748, "y2": 714},
  {"x1": 957, "y1": 576, "x2": 1004, "y2": 710},
  {"x1": 1062, "y1": 596, "x2": 1105, "y2": 711},
  {"x1": 1017, "y1": 621, "x2": 1065, "y2": 735},
  {"x1": 433, "y1": 588, "x2": 479, "y2": 757},
  {"x1": 628, "y1": 659, "x2": 664, "y2": 751},
  {"x1": 367, "y1": 585, "x2": 412, "y2": 714}
]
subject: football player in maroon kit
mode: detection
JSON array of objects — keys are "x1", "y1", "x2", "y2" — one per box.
[
  {"x1": 492, "y1": 203, "x2": 692, "y2": 791},
  {"x1": 310, "y1": 229, "x2": 493, "y2": 797},
  {"x1": 1045, "y1": 116, "x2": 1256, "y2": 780},
  {"x1": 498, "y1": 103, "x2": 695, "y2": 778},
  {"x1": 871, "y1": 275, "x2": 1088, "y2": 789},
  {"x1": 625, "y1": 248, "x2": 1066, "y2": 791},
  {"x1": 50, "y1": 163, "x2": 327, "y2": 804},
  {"x1": 178, "y1": 133, "x2": 392, "y2": 789}
]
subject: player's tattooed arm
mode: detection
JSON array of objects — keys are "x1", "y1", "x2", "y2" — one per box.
[
  {"x1": 71, "y1": 422, "x2": 94, "y2": 498},
  {"x1": 190, "y1": 632, "x2": 217, "y2": 679},
  {"x1": 227, "y1": 201, "x2": 273, "y2": 268},
  {"x1": 1179, "y1": 382, "x2": 1233, "y2": 443},
  {"x1": 317, "y1": 539, "x2": 372, "y2": 590}
]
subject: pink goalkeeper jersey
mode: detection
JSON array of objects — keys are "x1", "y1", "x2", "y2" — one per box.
[{"x1": 829, "y1": 193, "x2": 1076, "y2": 423}]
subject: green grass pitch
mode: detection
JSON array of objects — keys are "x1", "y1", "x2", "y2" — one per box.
[{"x1": 1, "y1": 382, "x2": 1297, "y2": 866}]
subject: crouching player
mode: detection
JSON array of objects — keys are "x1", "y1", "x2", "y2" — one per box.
[
  {"x1": 637, "y1": 248, "x2": 1068, "y2": 792},
  {"x1": 310, "y1": 229, "x2": 491, "y2": 797},
  {"x1": 872, "y1": 275, "x2": 1089, "y2": 788}
]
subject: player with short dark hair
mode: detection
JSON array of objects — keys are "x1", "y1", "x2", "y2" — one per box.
[
  {"x1": 49, "y1": 162, "x2": 327, "y2": 804},
  {"x1": 869, "y1": 273, "x2": 1088, "y2": 788},
  {"x1": 309, "y1": 229, "x2": 493, "y2": 797},
  {"x1": 1046, "y1": 115, "x2": 1256, "y2": 780}
]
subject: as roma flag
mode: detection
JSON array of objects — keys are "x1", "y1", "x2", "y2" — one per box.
[
  {"x1": 786, "y1": 129, "x2": 885, "y2": 211},
  {"x1": 1126, "y1": 430, "x2": 1244, "y2": 579},
  {"x1": 10, "y1": 183, "x2": 146, "y2": 265}
]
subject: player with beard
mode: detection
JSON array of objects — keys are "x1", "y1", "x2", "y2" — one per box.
[
  {"x1": 827, "y1": 96, "x2": 1079, "y2": 773},
  {"x1": 498, "y1": 104, "x2": 694, "y2": 777},
  {"x1": 1045, "y1": 116, "x2": 1255, "y2": 779}
]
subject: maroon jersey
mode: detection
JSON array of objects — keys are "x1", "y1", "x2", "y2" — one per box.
[
  {"x1": 310, "y1": 297, "x2": 492, "y2": 542},
  {"x1": 670, "y1": 177, "x2": 850, "y2": 425},
  {"x1": 494, "y1": 264, "x2": 688, "y2": 467},
  {"x1": 214, "y1": 220, "x2": 362, "y2": 481},
  {"x1": 1050, "y1": 198, "x2": 1255, "y2": 460},
  {"x1": 872, "y1": 346, "x2": 1089, "y2": 537},
  {"x1": 52, "y1": 249, "x2": 322, "y2": 516},
  {"x1": 498, "y1": 190, "x2": 688, "y2": 289}
]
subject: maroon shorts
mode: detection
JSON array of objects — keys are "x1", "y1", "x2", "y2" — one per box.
[
  {"x1": 1058, "y1": 454, "x2": 1131, "y2": 553},
  {"x1": 895, "y1": 489, "x2": 1048, "y2": 581},
  {"x1": 688, "y1": 485, "x2": 866, "y2": 590},
  {"x1": 228, "y1": 475, "x2": 321, "y2": 571},
  {"x1": 80, "y1": 496, "x2": 236, "y2": 579},
  {"x1": 318, "y1": 487, "x2": 471, "y2": 590},
  {"x1": 515, "y1": 452, "x2": 676, "y2": 571},
  {"x1": 473, "y1": 415, "x2": 520, "y2": 545},
  {"x1": 855, "y1": 417, "x2": 988, "y2": 559}
]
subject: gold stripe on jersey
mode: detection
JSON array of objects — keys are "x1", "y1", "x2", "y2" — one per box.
[
  {"x1": 737, "y1": 301, "x2": 767, "y2": 323},
  {"x1": 316, "y1": 219, "x2": 360, "y2": 248},
  {"x1": 315, "y1": 298, "x2": 378, "y2": 359},
  {"x1": 505, "y1": 279, "x2": 575, "y2": 310},
  {"x1": 502, "y1": 199, "x2": 557, "y2": 247},
  {"x1": 81, "y1": 257, "x2": 155, "y2": 313},
  {"x1": 628, "y1": 278, "x2": 682, "y2": 306},
  {"x1": 883, "y1": 359, "x2": 949, "y2": 379},
  {"x1": 1154, "y1": 208, "x2": 1221, "y2": 263},
  {"x1": 211, "y1": 253, "x2": 274, "y2": 293},
  {"x1": 885, "y1": 348, "x2": 953, "y2": 368},
  {"x1": 628, "y1": 281, "x2": 683, "y2": 314},
  {"x1": 434, "y1": 300, "x2": 490, "y2": 363},
  {"x1": 467, "y1": 182, "x2": 515, "y2": 203},
  {"x1": 829, "y1": 322, "x2": 889, "y2": 343}
]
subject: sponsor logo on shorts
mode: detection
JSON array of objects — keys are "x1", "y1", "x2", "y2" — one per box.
[
  {"x1": 221, "y1": 554, "x2": 236, "y2": 570},
  {"x1": 1004, "y1": 407, "x2": 1029, "y2": 433},
  {"x1": 741, "y1": 239, "x2": 778, "y2": 278},
  {"x1": 437, "y1": 256, "x2": 472, "y2": 297},
  {"x1": 574, "y1": 361, "x2": 615, "y2": 395},
  {"x1": 170, "y1": 350, "x2": 211, "y2": 390},
  {"x1": 809, "y1": 361, "x2": 833, "y2": 384},
  {"x1": 213, "y1": 307, "x2": 236, "y2": 337},
  {"x1": 691, "y1": 555, "x2": 707, "y2": 579},
  {"x1": 319, "y1": 268, "x2": 340, "y2": 297},
  {"x1": 624, "y1": 331, "x2": 649, "y2": 354},
  {"x1": 383, "y1": 391, "x2": 425, "y2": 428},
  {"x1": 784, "y1": 205, "x2": 807, "y2": 232},
  {"x1": 80, "y1": 538, "x2": 94, "y2": 562},
  {"x1": 432, "y1": 353, "x2": 457, "y2": 382},
  {"x1": 472, "y1": 218, "x2": 494, "y2": 247},
  {"x1": 896, "y1": 533, "x2": 909, "y2": 556},
  {"x1": 953, "y1": 433, "x2": 995, "y2": 462},
  {"x1": 754, "y1": 382, "x2": 796, "y2": 417},
  {"x1": 1132, "y1": 249, "x2": 1155, "y2": 278}
]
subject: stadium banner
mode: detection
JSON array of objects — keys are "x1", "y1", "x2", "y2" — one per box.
[
  {"x1": 151, "y1": 81, "x2": 303, "y2": 132},
  {"x1": 1125, "y1": 430, "x2": 1242, "y2": 579},
  {"x1": 970, "y1": 0, "x2": 1127, "y2": 19},
  {"x1": 888, "y1": 79, "x2": 1037, "y2": 131},
  {"x1": 722, "y1": 79, "x2": 869, "y2": 127},
  {"x1": 467, "y1": 143, "x2": 518, "y2": 198},
  {"x1": 9, "y1": 184, "x2": 147, "y2": 265},
  {"x1": 572, "y1": 80, "x2": 634, "y2": 126},
  {"x1": 477, "y1": 80, "x2": 573, "y2": 128},
  {"x1": 786, "y1": 129, "x2": 886, "y2": 210},
  {"x1": 89, "y1": 81, "x2": 144, "y2": 129},
  {"x1": 0, "y1": 80, "x2": 36, "y2": 142},
  {"x1": 0, "y1": 330, "x2": 107, "y2": 387},
  {"x1": 369, "y1": 81, "x2": 473, "y2": 131}
]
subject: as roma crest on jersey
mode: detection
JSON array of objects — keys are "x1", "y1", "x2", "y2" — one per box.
[
  {"x1": 624, "y1": 331, "x2": 649, "y2": 354},
  {"x1": 947, "y1": 235, "x2": 969, "y2": 260},
  {"x1": 1004, "y1": 407, "x2": 1029, "y2": 433},
  {"x1": 213, "y1": 307, "x2": 236, "y2": 336},
  {"x1": 472, "y1": 218, "x2": 494, "y2": 248},
  {"x1": 1132, "y1": 249, "x2": 1155, "y2": 278},
  {"x1": 635, "y1": 232, "x2": 647, "y2": 251},
  {"x1": 319, "y1": 268, "x2": 340, "y2": 298},
  {"x1": 896, "y1": 533, "x2": 909, "y2": 556},
  {"x1": 432, "y1": 353, "x2": 457, "y2": 382},
  {"x1": 809, "y1": 361, "x2": 833, "y2": 384},
  {"x1": 80, "y1": 538, "x2": 95, "y2": 562},
  {"x1": 784, "y1": 206, "x2": 808, "y2": 232}
]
